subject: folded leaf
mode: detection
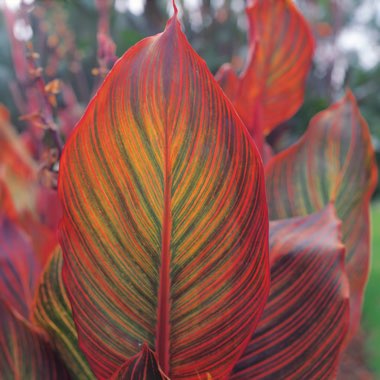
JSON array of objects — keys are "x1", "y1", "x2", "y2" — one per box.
[
  {"x1": 265, "y1": 91, "x2": 378, "y2": 336},
  {"x1": 58, "y1": 10, "x2": 269, "y2": 380},
  {"x1": 111, "y1": 344, "x2": 169, "y2": 380},
  {"x1": 33, "y1": 248, "x2": 94, "y2": 379},
  {"x1": 232, "y1": 206, "x2": 350, "y2": 379},
  {"x1": 0, "y1": 299, "x2": 71, "y2": 379},
  {"x1": 216, "y1": 0, "x2": 314, "y2": 155},
  {"x1": 0, "y1": 217, "x2": 41, "y2": 318}
]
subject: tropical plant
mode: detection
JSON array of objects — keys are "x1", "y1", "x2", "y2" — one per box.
[{"x1": 0, "y1": 0, "x2": 377, "y2": 379}]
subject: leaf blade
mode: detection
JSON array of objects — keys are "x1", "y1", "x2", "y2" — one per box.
[
  {"x1": 59, "y1": 14, "x2": 269, "y2": 379},
  {"x1": 232, "y1": 206, "x2": 350, "y2": 379},
  {"x1": 216, "y1": 0, "x2": 314, "y2": 148},
  {"x1": 0, "y1": 299, "x2": 71, "y2": 379},
  {"x1": 32, "y1": 247, "x2": 94, "y2": 379},
  {"x1": 265, "y1": 91, "x2": 378, "y2": 335}
]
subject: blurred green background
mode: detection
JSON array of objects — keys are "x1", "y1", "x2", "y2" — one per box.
[{"x1": 0, "y1": 0, "x2": 379, "y2": 377}]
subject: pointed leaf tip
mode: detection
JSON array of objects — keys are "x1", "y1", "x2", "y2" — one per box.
[
  {"x1": 172, "y1": 0, "x2": 178, "y2": 15},
  {"x1": 217, "y1": 0, "x2": 315, "y2": 145}
]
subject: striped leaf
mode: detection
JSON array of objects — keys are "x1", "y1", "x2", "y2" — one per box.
[
  {"x1": 111, "y1": 344, "x2": 169, "y2": 380},
  {"x1": 265, "y1": 91, "x2": 378, "y2": 336},
  {"x1": 0, "y1": 217, "x2": 41, "y2": 318},
  {"x1": 216, "y1": 0, "x2": 314, "y2": 156},
  {"x1": 232, "y1": 206, "x2": 350, "y2": 379},
  {"x1": 33, "y1": 248, "x2": 94, "y2": 379},
  {"x1": 58, "y1": 10, "x2": 269, "y2": 380},
  {"x1": 0, "y1": 299, "x2": 71, "y2": 379}
]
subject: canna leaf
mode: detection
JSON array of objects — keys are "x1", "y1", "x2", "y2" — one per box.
[
  {"x1": 32, "y1": 248, "x2": 94, "y2": 379},
  {"x1": 0, "y1": 299, "x2": 71, "y2": 379},
  {"x1": 0, "y1": 217, "x2": 41, "y2": 318},
  {"x1": 110, "y1": 344, "x2": 169, "y2": 380},
  {"x1": 58, "y1": 10, "x2": 269, "y2": 380},
  {"x1": 265, "y1": 91, "x2": 378, "y2": 336},
  {"x1": 216, "y1": 0, "x2": 314, "y2": 156},
  {"x1": 232, "y1": 206, "x2": 350, "y2": 379}
]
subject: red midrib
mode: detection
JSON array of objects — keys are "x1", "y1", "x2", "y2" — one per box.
[{"x1": 156, "y1": 123, "x2": 172, "y2": 374}]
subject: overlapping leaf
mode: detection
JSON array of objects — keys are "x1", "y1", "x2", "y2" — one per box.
[
  {"x1": 111, "y1": 344, "x2": 169, "y2": 380},
  {"x1": 58, "y1": 10, "x2": 269, "y2": 380},
  {"x1": 265, "y1": 91, "x2": 378, "y2": 335},
  {"x1": 232, "y1": 206, "x2": 350, "y2": 379},
  {"x1": 33, "y1": 248, "x2": 94, "y2": 379},
  {"x1": 0, "y1": 299, "x2": 71, "y2": 379},
  {"x1": 216, "y1": 0, "x2": 314, "y2": 155}
]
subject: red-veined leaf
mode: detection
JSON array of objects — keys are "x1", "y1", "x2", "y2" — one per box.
[
  {"x1": 0, "y1": 299, "x2": 71, "y2": 379},
  {"x1": 59, "y1": 8, "x2": 269, "y2": 379},
  {"x1": 232, "y1": 206, "x2": 350, "y2": 379},
  {"x1": 265, "y1": 91, "x2": 378, "y2": 336},
  {"x1": 0, "y1": 217, "x2": 41, "y2": 318},
  {"x1": 32, "y1": 248, "x2": 94, "y2": 379},
  {"x1": 216, "y1": 0, "x2": 314, "y2": 156},
  {"x1": 111, "y1": 344, "x2": 169, "y2": 380},
  {"x1": 58, "y1": 9, "x2": 269, "y2": 380}
]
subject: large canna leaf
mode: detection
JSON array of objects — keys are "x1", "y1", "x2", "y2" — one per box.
[
  {"x1": 232, "y1": 206, "x2": 350, "y2": 379},
  {"x1": 33, "y1": 248, "x2": 94, "y2": 379},
  {"x1": 58, "y1": 9, "x2": 269, "y2": 380},
  {"x1": 0, "y1": 216, "x2": 41, "y2": 319},
  {"x1": 0, "y1": 299, "x2": 71, "y2": 379},
  {"x1": 216, "y1": 0, "x2": 314, "y2": 156},
  {"x1": 111, "y1": 344, "x2": 169, "y2": 380},
  {"x1": 265, "y1": 91, "x2": 378, "y2": 336}
]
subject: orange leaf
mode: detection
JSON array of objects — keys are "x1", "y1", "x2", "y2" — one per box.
[{"x1": 216, "y1": 0, "x2": 314, "y2": 157}]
